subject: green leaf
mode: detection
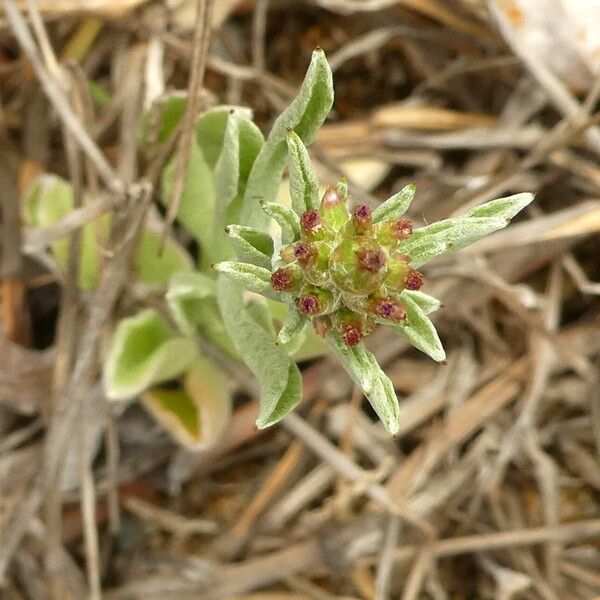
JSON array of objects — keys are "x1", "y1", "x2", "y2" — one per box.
[
  {"x1": 260, "y1": 200, "x2": 300, "y2": 244},
  {"x1": 135, "y1": 229, "x2": 193, "y2": 285},
  {"x1": 213, "y1": 261, "x2": 279, "y2": 300},
  {"x1": 140, "y1": 93, "x2": 186, "y2": 146},
  {"x1": 142, "y1": 355, "x2": 232, "y2": 450},
  {"x1": 161, "y1": 137, "x2": 216, "y2": 261},
  {"x1": 372, "y1": 183, "x2": 416, "y2": 223},
  {"x1": 398, "y1": 192, "x2": 534, "y2": 268},
  {"x1": 211, "y1": 108, "x2": 265, "y2": 262},
  {"x1": 326, "y1": 332, "x2": 400, "y2": 434},
  {"x1": 276, "y1": 305, "x2": 306, "y2": 345},
  {"x1": 286, "y1": 130, "x2": 319, "y2": 214},
  {"x1": 399, "y1": 289, "x2": 441, "y2": 315},
  {"x1": 217, "y1": 276, "x2": 302, "y2": 429},
  {"x1": 240, "y1": 49, "x2": 334, "y2": 229},
  {"x1": 104, "y1": 309, "x2": 199, "y2": 400},
  {"x1": 23, "y1": 175, "x2": 107, "y2": 290},
  {"x1": 395, "y1": 294, "x2": 446, "y2": 362},
  {"x1": 166, "y1": 271, "x2": 237, "y2": 357},
  {"x1": 225, "y1": 224, "x2": 274, "y2": 269}
]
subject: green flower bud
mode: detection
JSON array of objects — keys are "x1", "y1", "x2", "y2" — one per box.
[
  {"x1": 313, "y1": 315, "x2": 332, "y2": 337},
  {"x1": 346, "y1": 204, "x2": 373, "y2": 236},
  {"x1": 297, "y1": 285, "x2": 336, "y2": 317},
  {"x1": 329, "y1": 238, "x2": 388, "y2": 295},
  {"x1": 320, "y1": 185, "x2": 350, "y2": 232},
  {"x1": 385, "y1": 254, "x2": 410, "y2": 291},
  {"x1": 332, "y1": 307, "x2": 374, "y2": 347},
  {"x1": 302, "y1": 241, "x2": 332, "y2": 286},
  {"x1": 270, "y1": 264, "x2": 302, "y2": 293},
  {"x1": 374, "y1": 218, "x2": 413, "y2": 247}
]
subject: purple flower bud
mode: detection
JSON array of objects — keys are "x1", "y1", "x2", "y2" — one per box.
[
  {"x1": 352, "y1": 204, "x2": 372, "y2": 234},
  {"x1": 298, "y1": 293, "x2": 319, "y2": 315},
  {"x1": 341, "y1": 324, "x2": 362, "y2": 347},
  {"x1": 405, "y1": 268, "x2": 424, "y2": 290},
  {"x1": 313, "y1": 316, "x2": 331, "y2": 337},
  {"x1": 300, "y1": 210, "x2": 321, "y2": 234},
  {"x1": 294, "y1": 242, "x2": 316, "y2": 267},
  {"x1": 271, "y1": 266, "x2": 300, "y2": 292},
  {"x1": 372, "y1": 299, "x2": 406, "y2": 323},
  {"x1": 391, "y1": 219, "x2": 413, "y2": 240},
  {"x1": 357, "y1": 247, "x2": 386, "y2": 273}
]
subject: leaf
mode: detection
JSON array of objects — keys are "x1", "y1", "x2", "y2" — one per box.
[
  {"x1": 398, "y1": 192, "x2": 534, "y2": 267},
  {"x1": 166, "y1": 271, "x2": 238, "y2": 357},
  {"x1": 399, "y1": 289, "x2": 441, "y2": 315},
  {"x1": 23, "y1": 174, "x2": 107, "y2": 290},
  {"x1": 104, "y1": 309, "x2": 199, "y2": 401},
  {"x1": 286, "y1": 130, "x2": 319, "y2": 215},
  {"x1": 211, "y1": 108, "x2": 265, "y2": 262},
  {"x1": 372, "y1": 183, "x2": 416, "y2": 223},
  {"x1": 140, "y1": 93, "x2": 186, "y2": 147},
  {"x1": 260, "y1": 200, "x2": 301, "y2": 244},
  {"x1": 276, "y1": 305, "x2": 306, "y2": 345},
  {"x1": 240, "y1": 49, "x2": 334, "y2": 229},
  {"x1": 142, "y1": 355, "x2": 232, "y2": 450},
  {"x1": 161, "y1": 137, "x2": 216, "y2": 260},
  {"x1": 213, "y1": 261, "x2": 280, "y2": 300},
  {"x1": 326, "y1": 332, "x2": 400, "y2": 434},
  {"x1": 395, "y1": 294, "x2": 446, "y2": 362},
  {"x1": 135, "y1": 228, "x2": 193, "y2": 285},
  {"x1": 217, "y1": 276, "x2": 302, "y2": 429},
  {"x1": 225, "y1": 224, "x2": 274, "y2": 269}
]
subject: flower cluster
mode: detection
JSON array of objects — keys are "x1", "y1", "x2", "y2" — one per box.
[{"x1": 270, "y1": 181, "x2": 423, "y2": 347}]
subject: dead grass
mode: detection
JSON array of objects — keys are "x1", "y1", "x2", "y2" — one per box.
[{"x1": 1, "y1": 1, "x2": 600, "y2": 598}]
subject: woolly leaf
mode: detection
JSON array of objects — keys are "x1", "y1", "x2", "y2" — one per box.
[
  {"x1": 142, "y1": 356, "x2": 231, "y2": 450},
  {"x1": 395, "y1": 294, "x2": 446, "y2": 362},
  {"x1": 166, "y1": 271, "x2": 237, "y2": 357},
  {"x1": 217, "y1": 276, "x2": 302, "y2": 429},
  {"x1": 260, "y1": 200, "x2": 301, "y2": 244},
  {"x1": 399, "y1": 289, "x2": 441, "y2": 315},
  {"x1": 398, "y1": 193, "x2": 534, "y2": 267},
  {"x1": 104, "y1": 309, "x2": 198, "y2": 401},
  {"x1": 326, "y1": 332, "x2": 400, "y2": 434},
  {"x1": 372, "y1": 183, "x2": 416, "y2": 223},
  {"x1": 276, "y1": 305, "x2": 307, "y2": 345},
  {"x1": 213, "y1": 261, "x2": 280, "y2": 300},
  {"x1": 240, "y1": 49, "x2": 334, "y2": 229},
  {"x1": 225, "y1": 224, "x2": 274, "y2": 269},
  {"x1": 286, "y1": 130, "x2": 320, "y2": 214}
]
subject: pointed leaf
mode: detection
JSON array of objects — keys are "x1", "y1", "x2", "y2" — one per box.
[
  {"x1": 217, "y1": 276, "x2": 302, "y2": 428},
  {"x1": 225, "y1": 224, "x2": 274, "y2": 269},
  {"x1": 213, "y1": 261, "x2": 280, "y2": 300},
  {"x1": 166, "y1": 271, "x2": 237, "y2": 357},
  {"x1": 286, "y1": 130, "x2": 319, "y2": 214},
  {"x1": 372, "y1": 183, "x2": 416, "y2": 223},
  {"x1": 104, "y1": 309, "x2": 198, "y2": 400},
  {"x1": 142, "y1": 355, "x2": 231, "y2": 450},
  {"x1": 276, "y1": 305, "x2": 306, "y2": 345},
  {"x1": 399, "y1": 289, "x2": 441, "y2": 315},
  {"x1": 398, "y1": 193, "x2": 534, "y2": 267},
  {"x1": 260, "y1": 200, "x2": 301, "y2": 244},
  {"x1": 326, "y1": 332, "x2": 400, "y2": 434},
  {"x1": 395, "y1": 294, "x2": 446, "y2": 362},
  {"x1": 240, "y1": 49, "x2": 334, "y2": 229}
]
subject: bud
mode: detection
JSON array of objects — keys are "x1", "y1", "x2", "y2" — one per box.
[
  {"x1": 371, "y1": 298, "x2": 407, "y2": 323},
  {"x1": 292, "y1": 242, "x2": 317, "y2": 267},
  {"x1": 385, "y1": 254, "x2": 410, "y2": 291},
  {"x1": 405, "y1": 268, "x2": 424, "y2": 290},
  {"x1": 270, "y1": 265, "x2": 301, "y2": 293},
  {"x1": 329, "y1": 238, "x2": 388, "y2": 295},
  {"x1": 332, "y1": 308, "x2": 369, "y2": 347},
  {"x1": 313, "y1": 315, "x2": 332, "y2": 337},
  {"x1": 341, "y1": 324, "x2": 362, "y2": 347},
  {"x1": 297, "y1": 285, "x2": 335, "y2": 317},
  {"x1": 349, "y1": 204, "x2": 372, "y2": 235},
  {"x1": 302, "y1": 241, "x2": 331, "y2": 286},
  {"x1": 300, "y1": 210, "x2": 322, "y2": 239},
  {"x1": 320, "y1": 185, "x2": 350, "y2": 232},
  {"x1": 374, "y1": 218, "x2": 413, "y2": 247}
]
